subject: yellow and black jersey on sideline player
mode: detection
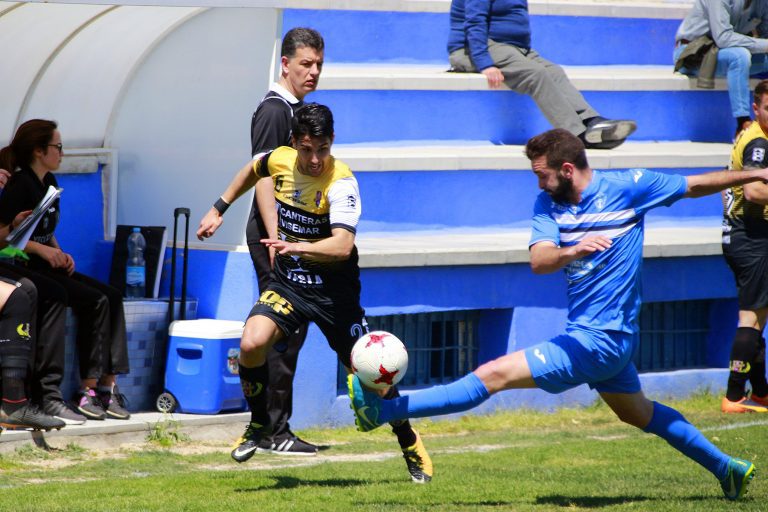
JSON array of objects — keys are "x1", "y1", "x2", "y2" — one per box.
[
  {"x1": 724, "y1": 121, "x2": 768, "y2": 239},
  {"x1": 254, "y1": 145, "x2": 362, "y2": 294}
]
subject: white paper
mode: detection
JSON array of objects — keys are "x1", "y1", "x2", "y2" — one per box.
[{"x1": 5, "y1": 186, "x2": 62, "y2": 249}]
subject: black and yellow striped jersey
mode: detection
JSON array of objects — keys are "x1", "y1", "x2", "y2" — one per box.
[
  {"x1": 724, "y1": 122, "x2": 768, "y2": 225},
  {"x1": 253, "y1": 146, "x2": 362, "y2": 289}
]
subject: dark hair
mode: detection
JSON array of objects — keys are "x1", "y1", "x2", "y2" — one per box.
[
  {"x1": 755, "y1": 80, "x2": 768, "y2": 106},
  {"x1": 525, "y1": 128, "x2": 588, "y2": 170},
  {"x1": 292, "y1": 103, "x2": 334, "y2": 139},
  {"x1": 0, "y1": 119, "x2": 58, "y2": 171},
  {"x1": 281, "y1": 27, "x2": 324, "y2": 58}
]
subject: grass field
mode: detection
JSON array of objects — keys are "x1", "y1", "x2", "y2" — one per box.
[{"x1": 0, "y1": 392, "x2": 765, "y2": 512}]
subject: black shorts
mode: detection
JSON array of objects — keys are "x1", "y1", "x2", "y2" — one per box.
[
  {"x1": 723, "y1": 227, "x2": 768, "y2": 310},
  {"x1": 247, "y1": 282, "x2": 368, "y2": 368}
]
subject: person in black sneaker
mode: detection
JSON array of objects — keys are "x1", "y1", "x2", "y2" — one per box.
[
  {"x1": 0, "y1": 259, "x2": 64, "y2": 431},
  {"x1": 0, "y1": 120, "x2": 130, "y2": 422},
  {"x1": 198, "y1": 28, "x2": 326, "y2": 455},
  {"x1": 199, "y1": 103, "x2": 434, "y2": 479}
]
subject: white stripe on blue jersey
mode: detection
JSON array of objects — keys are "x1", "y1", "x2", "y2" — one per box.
[{"x1": 529, "y1": 169, "x2": 688, "y2": 334}]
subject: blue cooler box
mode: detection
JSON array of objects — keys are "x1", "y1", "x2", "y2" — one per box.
[{"x1": 165, "y1": 319, "x2": 247, "y2": 414}]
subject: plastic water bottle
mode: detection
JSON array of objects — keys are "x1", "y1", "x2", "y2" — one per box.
[{"x1": 126, "y1": 227, "x2": 146, "y2": 299}]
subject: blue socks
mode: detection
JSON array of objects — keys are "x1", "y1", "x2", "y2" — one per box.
[
  {"x1": 380, "y1": 373, "x2": 490, "y2": 423},
  {"x1": 643, "y1": 401, "x2": 729, "y2": 480}
]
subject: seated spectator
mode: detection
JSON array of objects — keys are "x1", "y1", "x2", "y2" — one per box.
[
  {"x1": 0, "y1": 214, "x2": 64, "y2": 431},
  {"x1": 0, "y1": 169, "x2": 86, "y2": 425},
  {"x1": 674, "y1": 0, "x2": 768, "y2": 137},
  {"x1": 448, "y1": 0, "x2": 637, "y2": 149},
  {"x1": 0, "y1": 119, "x2": 131, "y2": 421}
]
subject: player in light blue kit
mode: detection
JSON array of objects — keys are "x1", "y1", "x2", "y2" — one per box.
[{"x1": 349, "y1": 128, "x2": 763, "y2": 500}]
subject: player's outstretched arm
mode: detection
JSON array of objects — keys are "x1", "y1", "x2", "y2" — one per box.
[
  {"x1": 685, "y1": 166, "x2": 768, "y2": 198},
  {"x1": 530, "y1": 237, "x2": 612, "y2": 274},
  {"x1": 196, "y1": 161, "x2": 259, "y2": 240},
  {"x1": 261, "y1": 227, "x2": 355, "y2": 262},
  {"x1": 255, "y1": 177, "x2": 277, "y2": 240}
]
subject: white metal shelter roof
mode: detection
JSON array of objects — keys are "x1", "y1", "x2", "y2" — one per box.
[{"x1": 0, "y1": 2, "x2": 203, "y2": 147}]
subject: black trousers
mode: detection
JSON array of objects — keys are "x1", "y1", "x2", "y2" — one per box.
[
  {"x1": 28, "y1": 261, "x2": 129, "y2": 379},
  {"x1": 2, "y1": 260, "x2": 129, "y2": 402},
  {"x1": 247, "y1": 204, "x2": 308, "y2": 440},
  {"x1": 0, "y1": 261, "x2": 66, "y2": 404}
]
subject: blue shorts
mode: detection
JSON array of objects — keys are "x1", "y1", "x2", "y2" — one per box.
[{"x1": 524, "y1": 328, "x2": 641, "y2": 395}]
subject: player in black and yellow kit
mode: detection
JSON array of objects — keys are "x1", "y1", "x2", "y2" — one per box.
[
  {"x1": 197, "y1": 104, "x2": 433, "y2": 483},
  {"x1": 721, "y1": 80, "x2": 768, "y2": 413}
]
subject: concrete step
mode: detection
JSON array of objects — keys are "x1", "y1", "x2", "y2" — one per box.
[
  {"x1": 320, "y1": 64, "x2": 724, "y2": 92},
  {"x1": 0, "y1": 411, "x2": 250, "y2": 453},
  {"x1": 334, "y1": 139, "x2": 731, "y2": 170},
  {"x1": 355, "y1": 221, "x2": 722, "y2": 268},
  {"x1": 314, "y1": 65, "x2": 738, "y2": 144}
]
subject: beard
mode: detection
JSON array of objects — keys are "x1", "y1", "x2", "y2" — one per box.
[{"x1": 548, "y1": 176, "x2": 575, "y2": 204}]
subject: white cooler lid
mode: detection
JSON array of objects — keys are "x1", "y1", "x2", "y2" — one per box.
[{"x1": 169, "y1": 319, "x2": 245, "y2": 339}]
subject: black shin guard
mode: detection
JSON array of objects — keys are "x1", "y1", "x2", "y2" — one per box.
[
  {"x1": 0, "y1": 287, "x2": 33, "y2": 410},
  {"x1": 750, "y1": 336, "x2": 767, "y2": 397},
  {"x1": 727, "y1": 327, "x2": 762, "y2": 401},
  {"x1": 239, "y1": 363, "x2": 271, "y2": 428},
  {"x1": 384, "y1": 386, "x2": 417, "y2": 448}
]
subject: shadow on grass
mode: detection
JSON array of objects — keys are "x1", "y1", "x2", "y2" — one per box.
[
  {"x1": 370, "y1": 500, "x2": 517, "y2": 508},
  {"x1": 236, "y1": 476, "x2": 400, "y2": 492},
  {"x1": 536, "y1": 495, "x2": 649, "y2": 508},
  {"x1": 536, "y1": 495, "x2": 715, "y2": 508}
]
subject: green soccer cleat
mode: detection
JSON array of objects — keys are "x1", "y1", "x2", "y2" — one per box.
[
  {"x1": 720, "y1": 458, "x2": 755, "y2": 501},
  {"x1": 347, "y1": 374, "x2": 384, "y2": 432}
]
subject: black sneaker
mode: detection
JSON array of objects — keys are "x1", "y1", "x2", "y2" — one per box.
[
  {"x1": 231, "y1": 423, "x2": 267, "y2": 463},
  {"x1": 260, "y1": 434, "x2": 318, "y2": 456},
  {"x1": 76, "y1": 388, "x2": 106, "y2": 420},
  {"x1": 0, "y1": 403, "x2": 66, "y2": 431},
  {"x1": 44, "y1": 400, "x2": 87, "y2": 425},
  {"x1": 581, "y1": 117, "x2": 637, "y2": 150},
  {"x1": 98, "y1": 387, "x2": 131, "y2": 420}
]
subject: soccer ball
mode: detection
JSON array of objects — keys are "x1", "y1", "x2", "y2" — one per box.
[{"x1": 350, "y1": 331, "x2": 408, "y2": 390}]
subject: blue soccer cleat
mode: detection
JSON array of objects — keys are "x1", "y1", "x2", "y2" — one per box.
[
  {"x1": 347, "y1": 374, "x2": 385, "y2": 432},
  {"x1": 720, "y1": 457, "x2": 756, "y2": 501}
]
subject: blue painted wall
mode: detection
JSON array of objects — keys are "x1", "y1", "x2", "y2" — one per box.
[
  {"x1": 54, "y1": 166, "x2": 110, "y2": 281},
  {"x1": 283, "y1": 10, "x2": 679, "y2": 66},
  {"x1": 311, "y1": 90, "x2": 735, "y2": 144},
  {"x1": 357, "y1": 168, "x2": 724, "y2": 228}
]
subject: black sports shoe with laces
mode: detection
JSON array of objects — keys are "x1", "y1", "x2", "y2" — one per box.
[
  {"x1": 44, "y1": 399, "x2": 87, "y2": 425},
  {"x1": 231, "y1": 423, "x2": 267, "y2": 463},
  {"x1": 259, "y1": 433, "x2": 318, "y2": 456},
  {"x1": 99, "y1": 386, "x2": 131, "y2": 420},
  {"x1": 76, "y1": 388, "x2": 106, "y2": 420},
  {"x1": 0, "y1": 403, "x2": 66, "y2": 431}
]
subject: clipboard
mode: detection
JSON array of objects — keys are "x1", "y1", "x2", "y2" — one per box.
[{"x1": 5, "y1": 185, "x2": 62, "y2": 249}]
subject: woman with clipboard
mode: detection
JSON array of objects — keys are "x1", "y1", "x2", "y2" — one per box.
[{"x1": 0, "y1": 119, "x2": 130, "y2": 424}]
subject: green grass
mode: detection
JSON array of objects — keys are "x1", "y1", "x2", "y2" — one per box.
[{"x1": 0, "y1": 392, "x2": 765, "y2": 511}]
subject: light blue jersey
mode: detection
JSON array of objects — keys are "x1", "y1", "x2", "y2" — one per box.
[{"x1": 529, "y1": 169, "x2": 688, "y2": 334}]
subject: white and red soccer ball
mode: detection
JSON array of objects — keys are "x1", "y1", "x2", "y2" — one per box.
[{"x1": 350, "y1": 331, "x2": 408, "y2": 390}]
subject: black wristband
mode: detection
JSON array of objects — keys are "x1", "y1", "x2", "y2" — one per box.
[{"x1": 213, "y1": 197, "x2": 230, "y2": 215}]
